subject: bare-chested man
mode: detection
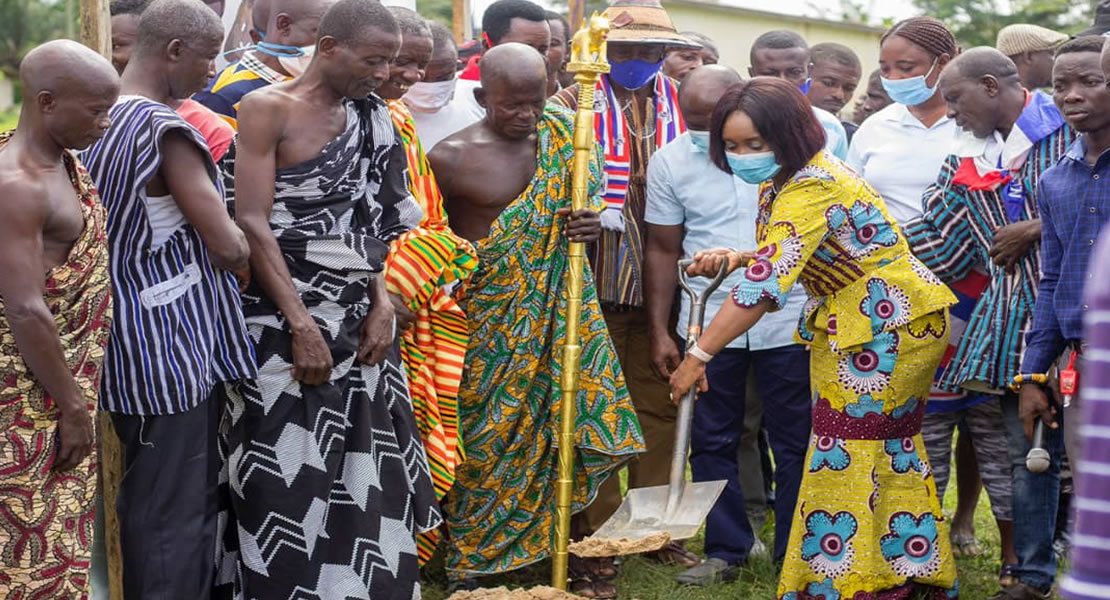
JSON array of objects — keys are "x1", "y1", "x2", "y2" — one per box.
[
  {"x1": 81, "y1": 0, "x2": 255, "y2": 597},
  {"x1": 194, "y1": 0, "x2": 335, "y2": 128},
  {"x1": 225, "y1": 0, "x2": 439, "y2": 596},
  {"x1": 428, "y1": 43, "x2": 644, "y2": 592},
  {"x1": 0, "y1": 40, "x2": 117, "y2": 600}
]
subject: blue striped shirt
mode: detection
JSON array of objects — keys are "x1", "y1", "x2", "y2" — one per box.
[
  {"x1": 1022, "y1": 136, "x2": 1110, "y2": 375},
  {"x1": 81, "y1": 96, "x2": 256, "y2": 415}
]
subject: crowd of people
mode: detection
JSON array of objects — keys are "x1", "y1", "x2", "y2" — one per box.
[{"x1": 2, "y1": 0, "x2": 1110, "y2": 598}]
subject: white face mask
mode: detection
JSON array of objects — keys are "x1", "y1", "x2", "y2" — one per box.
[
  {"x1": 277, "y1": 45, "x2": 315, "y2": 78},
  {"x1": 402, "y1": 79, "x2": 457, "y2": 112}
]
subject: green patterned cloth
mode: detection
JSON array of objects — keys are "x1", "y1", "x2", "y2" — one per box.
[{"x1": 444, "y1": 106, "x2": 645, "y2": 576}]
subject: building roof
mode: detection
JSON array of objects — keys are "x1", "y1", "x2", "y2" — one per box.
[{"x1": 662, "y1": 0, "x2": 887, "y2": 35}]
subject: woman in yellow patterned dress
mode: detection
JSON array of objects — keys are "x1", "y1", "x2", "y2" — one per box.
[{"x1": 669, "y1": 77, "x2": 961, "y2": 599}]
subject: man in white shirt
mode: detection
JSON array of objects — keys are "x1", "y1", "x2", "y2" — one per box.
[
  {"x1": 644, "y1": 65, "x2": 812, "y2": 585},
  {"x1": 403, "y1": 21, "x2": 470, "y2": 151},
  {"x1": 748, "y1": 30, "x2": 849, "y2": 160}
]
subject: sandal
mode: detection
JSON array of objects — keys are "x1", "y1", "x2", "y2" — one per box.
[
  {"x1": 646, "y1": 541, "x2": 701, "y2": 568},
  {"x1": 950, "y1": 531, "x2": 984, "y2": 557},
  {"x1": 569, "y1": 555, "x2": 618, "y2": 599},
  {"x1": 999, "y1": 564, "x2": 1018, "y2": 588}
]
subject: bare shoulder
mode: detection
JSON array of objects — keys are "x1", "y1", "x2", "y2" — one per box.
[
  {"x1": 0, "y1": 170, "x2": 48, "y2": 229},
  {"x1": 238, "y1": 85, "x2": 293, "y2": 133},
  {"x1": 427, "y1": 133, "x2": 471, "y2": 176}
]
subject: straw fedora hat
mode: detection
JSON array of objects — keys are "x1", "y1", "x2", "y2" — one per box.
[{"x1": 602, "y1": 0, "x2": 699, "y2": 47}]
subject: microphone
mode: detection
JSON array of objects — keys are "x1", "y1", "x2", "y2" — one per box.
[{"x1": 1026, "y1": 419, "x2": 1050, "y2": 473}]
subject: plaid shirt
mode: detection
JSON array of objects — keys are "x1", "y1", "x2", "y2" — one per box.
[{"x1": 1022, "y1": 136, "x2": 1110, "y2": 374}]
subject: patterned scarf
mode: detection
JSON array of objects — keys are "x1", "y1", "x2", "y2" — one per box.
[{"x1": 594, "y1": 73, "x2": 684, "y2": 231}]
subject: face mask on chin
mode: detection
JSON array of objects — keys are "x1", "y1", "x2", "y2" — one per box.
[{"x1": 403, "y1": 79, "x2": 457, "y2": 112}]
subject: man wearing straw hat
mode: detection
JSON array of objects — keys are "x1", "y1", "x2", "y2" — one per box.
[{"x1": 551, "y1": 0, "x2": 704, "y2": 586}]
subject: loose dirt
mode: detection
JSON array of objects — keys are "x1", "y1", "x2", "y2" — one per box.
[
  {"x1": 566, "y1": 531, "x2": 672, "y2": 557},
  {"x1": 446, "y1": 586, "x2": 586, "y2": 600}
]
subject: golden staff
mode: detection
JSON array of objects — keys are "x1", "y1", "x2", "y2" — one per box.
[{"x1": 552, "y1": 14, "x2": 610, "y2": 591}]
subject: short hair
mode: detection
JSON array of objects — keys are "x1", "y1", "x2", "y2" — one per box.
[
  {"x1": 810, "y1": 42, "x2": 861, "y2": 72},
  {"x1": 882, "y1": 17, "x2": 958, "y2": 59},
  {"x1": 750, "y1": 30, "x2": 808, "y2": 63},
  {"x1": 1055, "y1": 35, "x2": 1107, "y2": 58},
  {"x1": 135, "y1": 0, "x2": 223, "y2": 52},
  {"x1": 708, "y1": 78, "x2": 826, "y2": 176},
  {"x1": 544, "y1": 10, "x2": 570, "y2": 38},
  {"x1": 680, "y1": 31, "x2": 718, "y2": 56},
  {"x1": 482, "y1": 0, "x2": 546, "y2": 45},
  {"x1": 318, "y1": 0, "x2": 399, "y2": 44},
  {"x1": 429, "y1": 21, "x2": 456, "y2": 51},
  {"x1": 110, "y1": 0, "x2": 151, "y2": 17},
  {"x1": 388, "y1": 6, "x2": 431, "y2": 39}
]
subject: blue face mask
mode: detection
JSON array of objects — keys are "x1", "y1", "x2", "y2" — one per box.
[
  {"x1": 726, "y1": 151, "x2": 781, "y2": 184},
  {"x1": 798, "y1": 78, "x2": 812, "y2": 95},
  {"x1": 881, "y1": 58, "x2": 939, "y2": 107},
  {"x1": 689, "y1": 130, "x2": 710, "y2": 154},
  {"x1": 609, "y1": 59, "x2": 663, "y2": 91},
  {"x1": 254, "y1": 41, "x2": 307, "y2": 58}
]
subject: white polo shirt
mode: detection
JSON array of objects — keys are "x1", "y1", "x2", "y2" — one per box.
[{"x1": 846, "y1": 102, "x2": 957, "y2": 225}]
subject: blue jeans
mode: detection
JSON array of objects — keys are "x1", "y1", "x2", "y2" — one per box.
[
  {"x1": 1001, "y1": 392, "x2": 1065, "y2": 592},
  {"x1": 688, "y1": 344, "x2": 811, "y2": 564}
]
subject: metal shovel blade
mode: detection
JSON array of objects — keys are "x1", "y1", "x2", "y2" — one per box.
[{"x1": 589, "y1": 479, "x2": 727, "y2": 542}]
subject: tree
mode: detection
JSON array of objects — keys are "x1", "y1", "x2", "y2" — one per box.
[
  {"x1": 416, "y1": 0, "x2": 454, "y2": 28},
  {"x1": 910, "y1": 0, "x2": 1096, "y2": 48},
  {"x1": 0, "y1": 0, "x2": 74, "y2": 81}
]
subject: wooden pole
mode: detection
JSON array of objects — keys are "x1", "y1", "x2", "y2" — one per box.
[
  {"x1": 78, "y1": 4, "x2": 125, "y2": 598},
  {"x1": 452, "y1": 0, "x2": 469, "y2": 44}
]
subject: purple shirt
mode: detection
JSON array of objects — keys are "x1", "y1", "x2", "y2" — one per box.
[{"x1": 1061, "y1": 224, "x2": 1110, "y2": 600}]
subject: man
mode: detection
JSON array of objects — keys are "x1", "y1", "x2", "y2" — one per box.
[
  {"x1": 851, "y1": 68, "x2": 892, "y2": 124},
  {"x1": 0, "y1": 40, "x2": 116, "y2": 600},
  {"x1": 663, "y1": 31, "x2": 719, "y2": 83},
  {"x1": 904, "y1": 46, "x2": 1079, "y2": 597},
  {"x1": 80, "y1": 0, "x2": 255, "y2": 597},
  {"x1": 644, "y1": 64, "x2": 812, "y2": 586},
  {"x1": 227, "y1": 0, "x2": 439, "y2": 596},
  {"x1": 444, "y1": 0, "x2": 550, "y2": 135},
  {"x1": 429, "y1": 42, "x2": 642, "y2": 597},
  {"x1": 404, "y1": 21, "x2": 466, "y2": 150},
  {"x1": 550, "y1": 0, "x2": 703, "y2": 576},
  {"x1": 378, "y1": 5, "x2": 478, "y2": 566},
  {"x1": 545, "y1": 10, "x2": 570, "y2": 95},
  {"x1": 1060, "y1": 38, "x2": 1110, "y2": 595},
  {"x1": 1005, "y1": 35, "x2": 1110, "y2": 600},
  {"x1": 110, "y1": 0, "x2": 236, "y2": 161},
  {"x1": 997, "y1": 24, "x2": 1068, "y2": 91},
  {"x1": 807, "y1": 42, "x2": 862, "y2": 139},
  {"x1": 749, "y1": 29, "x2": 849, "y2": 158},
  {"x1": 193, "y1": 0, "x2": 333, "y2": 127}
]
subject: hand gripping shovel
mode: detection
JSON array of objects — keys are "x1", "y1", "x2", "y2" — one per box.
[{"x1": 589, "y1": 258, "x2": 730, "y2": 543}]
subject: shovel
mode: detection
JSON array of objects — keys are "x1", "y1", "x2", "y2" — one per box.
[{"x1": 589, "y1": 258, "x2": 730, "y2": 544}]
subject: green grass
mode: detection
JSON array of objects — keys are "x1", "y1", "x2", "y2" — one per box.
[{"x1": 420, "y1": 463, "x2": 1059, "y2": 600}]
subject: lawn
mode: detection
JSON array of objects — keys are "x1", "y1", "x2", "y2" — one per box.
[{"x1": 419, "y1": 469, "x2": 1054, "y2": 600}]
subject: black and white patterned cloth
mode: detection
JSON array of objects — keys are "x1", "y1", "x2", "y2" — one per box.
[{"x1": 220, "y1": 96, "x2": 438, "y2": 600}]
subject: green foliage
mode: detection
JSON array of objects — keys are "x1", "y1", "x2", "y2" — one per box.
[
  {"x1": 0, "y1": 107, "x2": 19, "y2": 132},
  {"x1": 911, "y1": 0, "x2": 1098, "y2": 48},
  {"x1": 0, "y1": 0, "x2": 76, "y2": 81},
  {"x1": 417, "y1": 0, "x2": 455, "y2": 29}
]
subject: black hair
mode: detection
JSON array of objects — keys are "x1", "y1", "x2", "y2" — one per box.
[
  {"x1": 809, "y1": 42, "x2": 861, "y2": 72},
  {"x1": 110, "y1": 0, "x2": 151, "y2": 17},
  {"x1": 481, "y1": 0, "x2": 546, "y2": 45},
  {"x1": 750, "y1": 29, "x2": 807, "y2": 63},
  {"x1": 429, "y1": 21, "x2": 456, "y2": 51},
  {"x1": 544, "y1": 10, "x2": 570, "y2": 40},
  {"x1": 882, "y1": 17, "x2": 958, "y2": 59},
  {"x1": 135, "y1": 0, "x2": 223, "y2": 52},
  {"x1": 388, "y1": 6, "x2": 431, "y2": 39},
  {"x1": 318, "y1": 0, "x2": 400, "y2": 44},
  {"x1": 1055, "y1": 35, "x2": 1107, "y2": 58}
]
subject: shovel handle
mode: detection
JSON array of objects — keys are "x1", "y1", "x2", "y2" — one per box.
[{"x1": 665, "y1": 259, "x2": 729, "y2": 517}]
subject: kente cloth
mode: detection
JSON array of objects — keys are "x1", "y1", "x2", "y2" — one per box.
[
  {"x1": 904, "y1": 91, "x2": 1076, "y2": 393},
  {"x1": 442, "y1": 106, "x2": 645, "y2": 576},
  {"x1": 385, "y1": 100, "x2": 478, "y2": 563},
  {"x1": 0, "y1": 133, "x2": 112, "y2": 599},
  {"x1": 551, "y1": 75, "x2": 685, "y2": 306},
  {"x1": 723, "y1": 151, "x2": 959, "y2": 599},
  {"x1": 220, "y1": 96, "x2": 439, "y2": 600}
]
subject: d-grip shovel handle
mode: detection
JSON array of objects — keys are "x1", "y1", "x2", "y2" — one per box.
[{"x1": 665, "y1": 258, "x2": 730, "y2": 517}]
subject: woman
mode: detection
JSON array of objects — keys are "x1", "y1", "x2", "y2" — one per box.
[{"x1": 669, "y1": 77, "x2": 959, "y2": 599}]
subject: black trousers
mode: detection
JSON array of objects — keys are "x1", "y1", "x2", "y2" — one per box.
[{"x1": 111, "y1": 395, "x2": 221, "y2": 600}]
